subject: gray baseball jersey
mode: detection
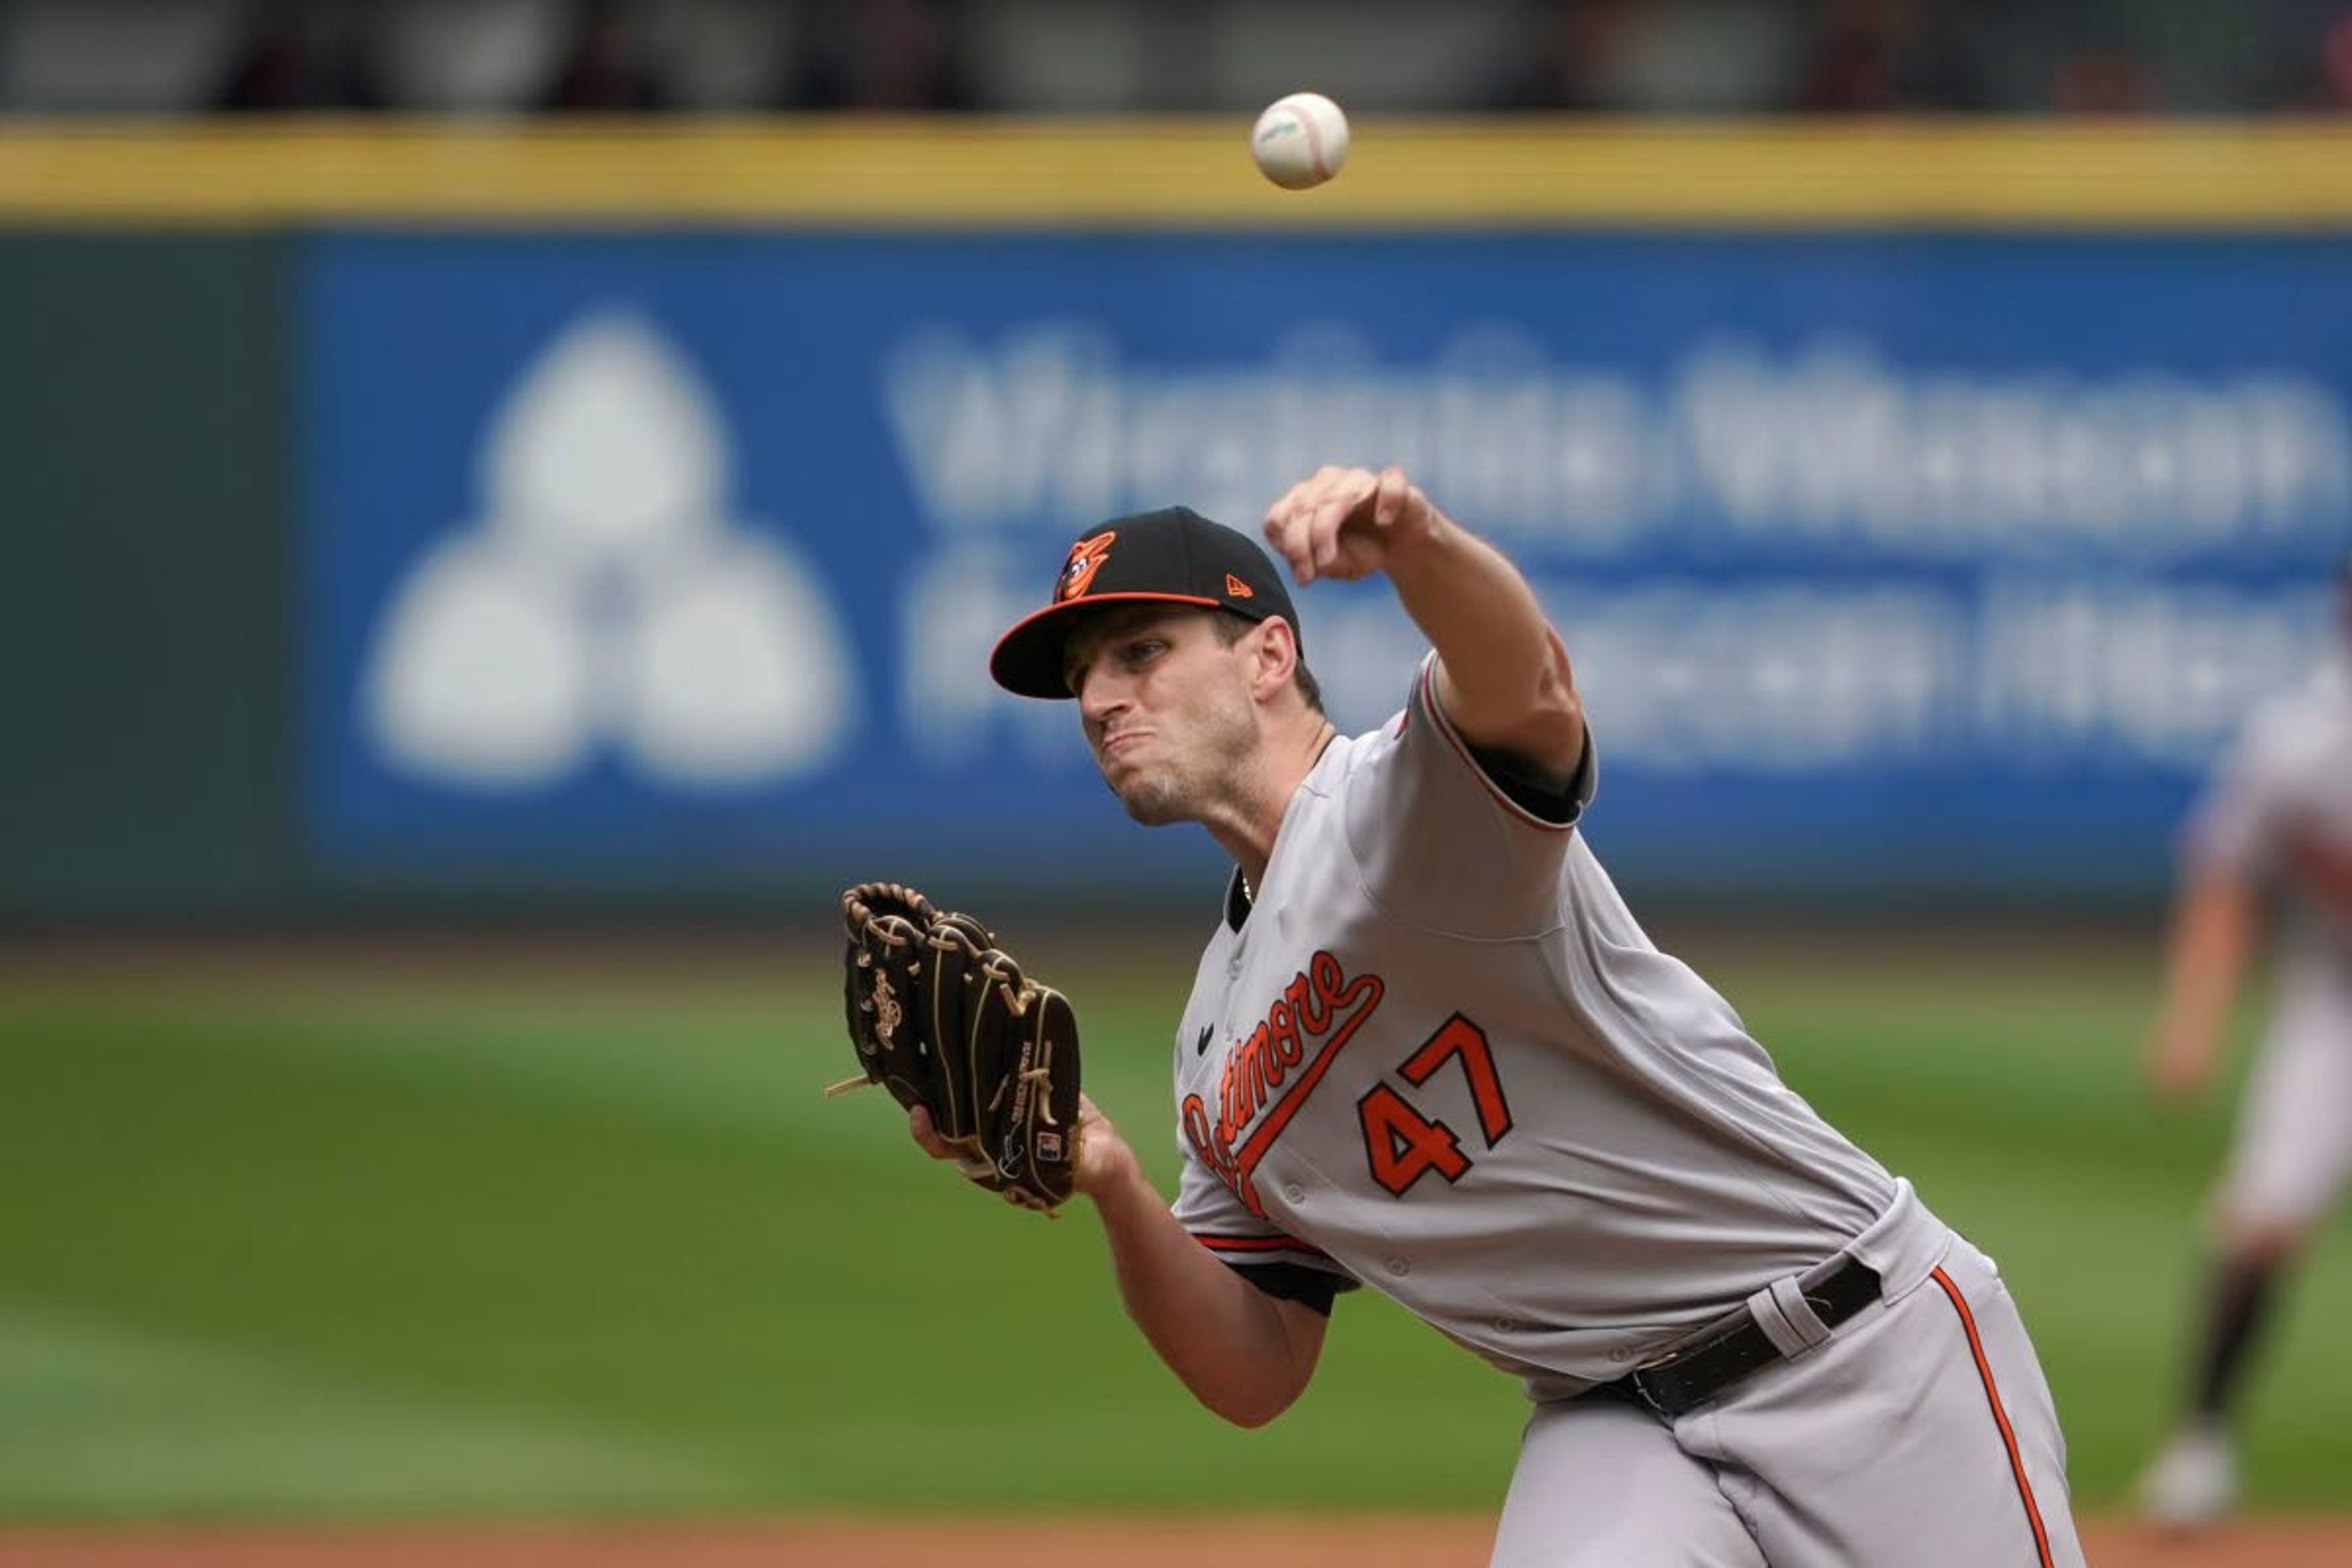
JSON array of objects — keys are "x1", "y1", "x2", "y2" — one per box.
[
  {"x1": 2185, "y1": 656, "x2": 2352, "y2": 1229},
  {"x1": 1170, "y1": 655, "x2": 1895, "y2": 1388},
  {"x1": 1167, "y1": 656, "x2": 2082, "y2": 1566}
]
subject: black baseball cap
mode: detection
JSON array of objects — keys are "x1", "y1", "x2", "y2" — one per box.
[{"x1": 989, "y1": 506, "x2": 1300, "y2": 699}]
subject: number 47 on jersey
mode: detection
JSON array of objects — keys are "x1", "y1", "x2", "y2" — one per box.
[{"x1": 1358, "y1": 1014, "x2": 1513, "y2": 1197}]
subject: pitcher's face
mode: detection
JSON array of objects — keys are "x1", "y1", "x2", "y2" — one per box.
[{"x1": 1065, "y1": 606, "x2": 1261, "y2": 826}]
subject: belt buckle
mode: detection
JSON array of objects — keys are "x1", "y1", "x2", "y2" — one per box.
[
  {"x1": 1624, "y1": 1306, "x2": 1743, "y2": 1419},
  {"x1": 1626, "y1": 1349, "x2": 1691, "y2": 1419}
]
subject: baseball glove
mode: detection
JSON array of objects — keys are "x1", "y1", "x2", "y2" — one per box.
[{"x1": 829, "y1": 881, "x2": 1082, "y2": 1212}]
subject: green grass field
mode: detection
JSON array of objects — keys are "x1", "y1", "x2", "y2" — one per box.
[{"x1": 1, "y1": 924, "x2": 2346, "y2": 1523}]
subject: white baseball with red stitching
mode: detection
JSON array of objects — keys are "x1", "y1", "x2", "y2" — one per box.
[{"x1": 1250, "y1": 92, "x2": 1350, "y2": 190}]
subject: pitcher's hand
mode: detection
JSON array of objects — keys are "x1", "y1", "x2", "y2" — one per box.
[{"x1": 1262, "y1": 465, "x2": 1442, "y2": 586}]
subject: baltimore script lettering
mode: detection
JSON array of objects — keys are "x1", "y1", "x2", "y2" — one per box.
[{"x1": 1182, "y1": 949, "x2": 1384, "y2": 1213}]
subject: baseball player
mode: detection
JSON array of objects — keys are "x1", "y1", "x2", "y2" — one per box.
[
  {"x1": 2135, "y1": 558, "x2": 2352, "y2": 1528},
  {"x1": 931, "y1": 466, "x2": 2084, "y2": 1566}
]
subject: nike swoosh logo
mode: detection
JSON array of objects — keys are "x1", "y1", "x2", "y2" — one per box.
[{"x1": 1196, "y1": 1023, "x2": 1214, "y2": 1057}]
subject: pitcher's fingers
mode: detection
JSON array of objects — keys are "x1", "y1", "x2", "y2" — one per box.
[
  {"x1": 1279, "y1": 501, "x2": 1329, "y2": 582},
  {"x1": 1264, "y1": 486, "x2": 1320, "y2": 579},
  {"x1": 1261, "y1": 477, "x2": 1312, "y2": 536},
  {"x1": 1373, "y1": 466, "x2": 1411, "y2": 528},
  {"x1": 1273, "y1": 467, "x2": 1344, "y2": 527},
  {"x1": 1311, "y1": 496, "x2": 1347, "y2": 571},
  {"x1": 1311, "y1": 473, "x2": 1377, "y2": 569},
  {"x1": 1264, "y1": 511, "x2": 1313, "y2": 582}
]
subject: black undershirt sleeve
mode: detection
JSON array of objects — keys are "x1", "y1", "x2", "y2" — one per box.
[
  {"x1": 1466, "y1": 729, "x2": 1594, "y2": 826},
  {"x1": 1224, "y1": 1260, "x2": 1349, "y2": 1316}
]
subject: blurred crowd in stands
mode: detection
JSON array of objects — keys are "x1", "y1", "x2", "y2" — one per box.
[{"x1": 6, "y1": 0, "x2": 2352, "y2": 118}]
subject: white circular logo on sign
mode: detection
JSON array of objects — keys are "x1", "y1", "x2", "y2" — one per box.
[{"x1": 362, "y1": 309, "x2": 861, "y2": 790}]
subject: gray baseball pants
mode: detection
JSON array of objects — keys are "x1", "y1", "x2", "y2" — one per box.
[{"x1": 1491, "y1": 1194, "x2": 2084, "y2": 1567}]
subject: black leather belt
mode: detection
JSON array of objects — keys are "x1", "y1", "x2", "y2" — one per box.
[{"x1": 1600, "y1": 1254, "x2": 1882, "y2": 1420}]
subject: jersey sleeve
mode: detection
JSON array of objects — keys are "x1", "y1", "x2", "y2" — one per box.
[
  {"x1": 1170, "y1": 1140, "x2": 1360, "y2": 1311},
  {"x1": 1341, "y1": 651, "x2": 1597, "y2": 937},
  {"x1": 2182, "y1": 703, "x2": 2300, "y2": 881}
]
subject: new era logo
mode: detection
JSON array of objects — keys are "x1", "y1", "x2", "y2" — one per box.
[{"x1": 1224, "y1": 573, "x2": 1254, "y2": 598}]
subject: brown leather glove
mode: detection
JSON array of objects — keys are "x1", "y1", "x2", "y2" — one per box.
[{"x1": 835, "y1": 881, "x2": 1082, "y2": 1212}]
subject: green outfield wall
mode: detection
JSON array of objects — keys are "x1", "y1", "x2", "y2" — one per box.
[{"x1": 0, "y1": 235, "x2": 292, "y2": 920}]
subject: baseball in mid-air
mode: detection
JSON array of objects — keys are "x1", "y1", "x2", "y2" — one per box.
[{"x1": 1250, "y1": 91, "x2": 1349, "y2": 190}]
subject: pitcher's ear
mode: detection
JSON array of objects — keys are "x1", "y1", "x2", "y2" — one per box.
[{"x1": 1251, "y1": 616, "x2": 1301, "y2": 701}]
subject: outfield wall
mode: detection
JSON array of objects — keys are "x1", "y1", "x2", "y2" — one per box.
[{"x1": 4, "y1": 124, "x2": 2349, "y2": 920}]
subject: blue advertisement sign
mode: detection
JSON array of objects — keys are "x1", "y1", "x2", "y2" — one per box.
[{"x1": 300, "y1": 232, "x2": 2352, "y2": 900}]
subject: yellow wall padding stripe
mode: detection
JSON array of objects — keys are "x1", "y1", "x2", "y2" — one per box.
[{"x1": 2, "y1": 118, "x2": 2350, "y2": 228}]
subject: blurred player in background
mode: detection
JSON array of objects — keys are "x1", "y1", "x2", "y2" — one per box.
[{"x1": 2137, "y1": 557, "x2": 2352, "y2": 1528}]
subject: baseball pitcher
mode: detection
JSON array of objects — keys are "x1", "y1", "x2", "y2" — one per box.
[{"x1": 870, "y1": 466, "x2": 2085, "y2": 1567}]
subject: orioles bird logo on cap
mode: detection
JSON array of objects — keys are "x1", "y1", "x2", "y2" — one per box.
[{"x1": 1055, "y1": 530, "x2": 1117, "y2": 602}]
